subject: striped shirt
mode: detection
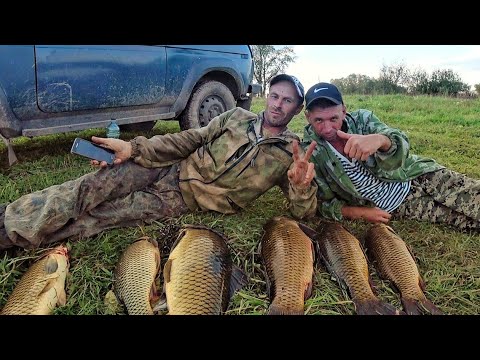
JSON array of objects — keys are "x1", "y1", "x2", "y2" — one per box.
[{"x1": 329, "y1": 144, "x2": 411, "y2": 213}]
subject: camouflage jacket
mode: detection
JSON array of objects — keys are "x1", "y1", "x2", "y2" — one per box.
[
  {"x1": 130, "y1": 107, "x2": 317, "y2": 219},
  {"x1": 302, "y1": 109, "x2": 443, "y2": 221}
]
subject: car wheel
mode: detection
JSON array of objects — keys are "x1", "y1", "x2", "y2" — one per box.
[
  {"x1": 119, "y1": 121, "x2": 156, "y2": 133},
  {"x1": 179, "y1": 80, "x2": 235, "y2": 130}
]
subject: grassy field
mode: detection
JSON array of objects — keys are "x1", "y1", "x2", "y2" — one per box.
[{"x1": 0, "y1": 94, "x2": 479, "y2": 315}]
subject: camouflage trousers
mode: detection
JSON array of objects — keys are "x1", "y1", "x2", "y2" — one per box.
[
  {"x1": 2, "y1": 160, "x2": 190, "y2": 249},
  {"x1": 391, "y1": 168, "x2": 480, "y2": 231}
]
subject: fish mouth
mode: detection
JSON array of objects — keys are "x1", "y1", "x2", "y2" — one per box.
[{"x1": 51, "y1": 245, "x2": 69, "y2": 257}]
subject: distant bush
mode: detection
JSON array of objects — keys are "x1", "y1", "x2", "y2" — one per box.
[{"x1": 332, "y1": 62, "x2": 473, "y2": 97}]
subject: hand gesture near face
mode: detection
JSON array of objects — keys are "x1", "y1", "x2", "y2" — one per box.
[
  {"x1": 337, "y1": 130, "x2": 391, "y2": 161},
  {"x1": 287, "y1": 140, "x2": 317, "y2": 190}
]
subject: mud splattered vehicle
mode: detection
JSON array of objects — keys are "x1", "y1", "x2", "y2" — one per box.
[{"x1": 0, "y1": 45, "x2": 260, "y2": 162}]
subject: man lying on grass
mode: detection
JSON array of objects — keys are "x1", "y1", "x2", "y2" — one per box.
[
  {"x1": 302, "y1": 81, "x2": 480, "y2": 231},
  {"x1": 0, "y1": 74, "x2": 317, "y2": 250}
]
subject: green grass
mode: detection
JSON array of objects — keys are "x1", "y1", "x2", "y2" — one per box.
[{"x1": 1, "y1": 94, "x2": 479, "y2": 315}]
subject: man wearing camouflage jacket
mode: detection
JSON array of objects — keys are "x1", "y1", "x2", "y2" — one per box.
[
  {"x1": 302, "y1": 82, "x2": 479, "y2": 231},
  {"x1": 0, "y1": 74, "x2": 317, "y2": 250}
]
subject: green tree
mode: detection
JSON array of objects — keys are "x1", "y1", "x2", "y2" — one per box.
[
  {"x1": 475, "y1": 84, "x2": 480, "y2": 95},
  {"x1": 408, "y1": 68, "x2": 430, "y2": 94},
  {"x1": 429, "y1": 69, "x2": 470, "y2": 96},
  {"x1": 331, "y1": 74, "x2": 376, "y2": 94},
  {"x1": 377, "y1": 61, "x2": 409, "y2": 94},
  {"x1": 251, "y1": 45, "x2": 296, "y2": 96}
]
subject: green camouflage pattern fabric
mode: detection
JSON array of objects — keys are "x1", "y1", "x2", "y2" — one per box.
[
  {"x1": 3, "y1": 162, "x2": 188, "y2": 249},
  {"x1": 2, "y1": 107, "x2": 316, "y2": 249},
  {"x1": 131, "y1": 107, "x2": 317, "y2": 219},
  {"x1": 392, "y1": 168, "x2": 480, "y2": 231},
  {"x1": 302, "y1": 109, "x2": 443, "y2": 221}
]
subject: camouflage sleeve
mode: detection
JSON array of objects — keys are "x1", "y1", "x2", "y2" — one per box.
[
  {"x1": 362, "y1": 111, "x2": 410, "y2": 171},
  {"x1": 278, "y1": 169, "x2": 318, "y2": 220},
  {"x1": 314, "y1": 176, "x2": 345, "y2": 221},
  {"x1": 129, "y1": 108, "x2": 238, "y2": 168}
]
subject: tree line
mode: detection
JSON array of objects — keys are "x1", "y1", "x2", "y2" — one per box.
[{"x1": 251, "y1": 46, "x2": 479, "y2": 97}]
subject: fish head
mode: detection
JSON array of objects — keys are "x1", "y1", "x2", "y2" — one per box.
[{"x1": 47, "y1": 245, "x2": 70, "y2": 268}]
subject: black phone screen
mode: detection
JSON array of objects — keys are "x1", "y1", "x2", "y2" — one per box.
[{"x1": 71, "y1": 138, "x2": 116, "y2": 165}]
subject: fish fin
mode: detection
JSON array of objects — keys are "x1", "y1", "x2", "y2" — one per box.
[
  {"x1": 163, "y1": 259, "x2": 173, "y2": 284},
  {"x1": 229, "y1": 265, "x2": 248, "y2": 299},
  {"x1": 154, "y1": 247, "x2": 161, "y2": 274},
  {"x1": 418, "y1": 275, "x2": 427, "y2": 292},
  {"x1": 355, "y1": 299, "x2": 404, "y2": 315},
  {"x1": 297, "y1": 222, "x2": 319, "y2": 240},
  {"x1": 268, "y1": 303, "x2": 304, "y2": 315},
  {"x1": 152, "y1": 296, "x2": 168, "y2": 313},
  {"x1": 38, "y1": 278, "x2": 57, "y2": 297},
  {"x1": 149, "y1": 281, "x2": 159, "y2": 304},
  {"x1": 304, "y1": 279, "x2": 314, "y2": 300},
  {"x1": 402, "y1": 297, "x2": 443, "y2": 315},
  {"x1": 44, "y1": 256, "x2": 59, "y2": 275},
  {"x1": 148, "y1": 237, "x2": 159, "y2": 249},
  {"x1": 57, "y1": 288, "x2": 67, "y2": 306}
]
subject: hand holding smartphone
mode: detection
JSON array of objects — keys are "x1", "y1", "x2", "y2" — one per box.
[{"x1": 71, "y1": 138, "x2": 116, "y2": 165}]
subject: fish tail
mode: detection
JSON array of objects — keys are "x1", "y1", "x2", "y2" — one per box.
[
  {"x1": 355, "y1": 299, "x2": 404, "y2": 315},
  {"x1": 267, "y1": 302, "x2": 304, "y2": 315},
  {"x1": 402, "y1": 297, "x2": 443, "y2": 315}
]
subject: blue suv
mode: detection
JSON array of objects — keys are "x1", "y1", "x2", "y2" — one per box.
[{"x1": 0, "y1": 45, "x2": 260, "y2": 141}]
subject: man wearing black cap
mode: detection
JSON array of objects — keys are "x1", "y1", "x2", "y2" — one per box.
[
  {"x1": 301, "y1": 82, "x2": 480, "y2": 232},
  {"x1": 0, "y1": 74, "x2": 318, "y2": 250}
]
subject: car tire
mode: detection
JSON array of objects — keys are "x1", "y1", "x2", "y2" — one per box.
[
  {"x1": 119, "y1": 121, "x2": 156, "y2": 133},
  {"x1": 179, "y1": 80, "x2": 235, "y2": 130}
]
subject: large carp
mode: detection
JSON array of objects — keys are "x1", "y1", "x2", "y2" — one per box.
[
  {"x1": 260, "y1": 216, "x2": 316, "y2": 315},
  {"x1": 365, "y1": 224, "x2": 442, "y2": 315},
  {"x1": 162, "y1": 225, "x2": 247, "y2": 315},
  {"x1": 317, "y1": 221, "x2": 401, "y2": 315},
  {"x1": 1, "y1": 245, "x2": 69, "y2": 315},
  {"x1": 113, "y1": 237, "x2": 161, "y2": 315}
]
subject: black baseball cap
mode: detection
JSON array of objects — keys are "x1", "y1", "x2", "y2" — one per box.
[
  {"x1": 305, "y1": 82, "x2": 343, "y2": 109},
  {"x1": 269, "y1": 74, "x2": 305, "y2": 103}
]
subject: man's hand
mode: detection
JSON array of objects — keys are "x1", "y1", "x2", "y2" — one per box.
[
  {"x1": 337, "y1": 130, "x2": 391, "y2": 161},
  {"x1": 90, "y1": 136, "x2": 133, "y2": 168},
  {"x1": 287, "y1": 140, "x2": 317, "y2": 190},
  {"x1": 342, "y1": 205, "x2": 391, "y2": 223}
]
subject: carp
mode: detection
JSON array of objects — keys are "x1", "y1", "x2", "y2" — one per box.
[
  {"x1": 1, "y1": 245, "x2": 69, "y2": 315},
  {"x1": 113, "y1": 237, "x2": 161, "y2": 315},
  {"x1": 365, "y1": 224, "x2": 442, "y2": 315},
  {"x1": 260, "y1": 216, "x2": 316, "y2": 315},
  {"x1": 317, "y1": 221, "x2": 401, "y2": 315},
  {"x1": 162, "y1": 225, "x2": 247, "y2": 315}
]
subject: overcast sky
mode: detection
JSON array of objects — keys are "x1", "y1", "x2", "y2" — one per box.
[{"x1": 284, "y1": 45, "x2": 480, "y2": 91}]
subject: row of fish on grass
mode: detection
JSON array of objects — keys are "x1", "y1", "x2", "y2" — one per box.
[{"x1": 0, "y1": 217, "x2": 442, "y2": 315}]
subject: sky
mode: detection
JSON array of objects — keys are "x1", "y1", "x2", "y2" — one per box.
[{"x1": 284, "y1": 45, "x2": 480, "y2": 92}]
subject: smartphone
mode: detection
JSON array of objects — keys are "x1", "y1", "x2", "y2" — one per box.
[{"x1": 70, "y1": 138, "x2": 116, "y2": 165}]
